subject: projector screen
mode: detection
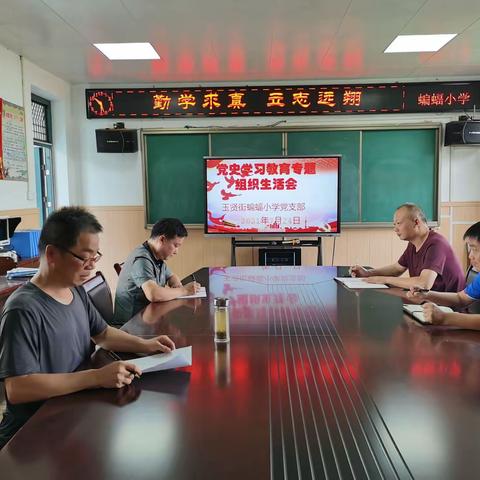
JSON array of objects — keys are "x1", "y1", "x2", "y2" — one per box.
[{"x1": 205, "y1": 156, "x2": 341, "y2": 236}]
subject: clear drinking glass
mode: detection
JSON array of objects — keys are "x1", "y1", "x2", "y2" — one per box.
[{"x1": 214, "y1": 297, "x2": 230, "y2": 343}]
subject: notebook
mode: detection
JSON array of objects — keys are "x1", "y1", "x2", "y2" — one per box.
[
  {"x1": 402, "y1": 304, "x2": 453, "y2": 324},
  {"x1": 178, "y1": 287, "x2": 207, "y2": 299},
  {"x1": 334, "y1": 277, "x2": 388, "y2": 289}
]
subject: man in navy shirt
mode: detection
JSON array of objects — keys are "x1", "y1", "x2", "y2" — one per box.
[
  {"x1": 410, "y1": 221, "x2": 480, "y2": 327},
  {"x1": 0, "y1": 207, "x2": 175, "y2": 449}
]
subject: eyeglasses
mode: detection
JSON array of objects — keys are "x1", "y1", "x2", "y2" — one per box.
[{"x1": 56, "y1": 246, "x2": 103, "y2": 266}]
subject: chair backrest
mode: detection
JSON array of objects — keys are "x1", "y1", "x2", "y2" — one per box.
[
  {"x1": 113, "y1": 262, "x2": 124, "y2": 276},
  {"x1": 82, "y1": 271, "x2": 114, "y2": 324},
  {"x1": 465, "y1": 266, "x2": 480, "y2": 314},
  {"x1": 466, "y1": 265, "x2": 478, "y2": 286}
]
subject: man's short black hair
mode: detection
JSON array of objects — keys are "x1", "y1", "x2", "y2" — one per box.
[
  {"x1": 151, "y1": 218, "x2": 188, "y2": 239},
  {"x1": 38, "y1": 206, "x2": 103, "y2": 255},
  {"x1": 464, "y1": 221, "x2": 480, "y2": 242}
]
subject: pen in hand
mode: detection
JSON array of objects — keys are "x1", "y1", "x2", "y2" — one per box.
[{"x1": 108, "y1": 350, "x2": 140, "y2": 379}]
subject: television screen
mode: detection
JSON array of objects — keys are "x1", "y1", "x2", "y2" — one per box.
[{"x1": 205, "y1": 156, "x2": 341, "y2": 236}]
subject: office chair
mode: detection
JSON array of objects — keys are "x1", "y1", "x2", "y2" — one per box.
[
  {"x1": 466, "y1": 265, "x2": 480, "y2": 314},
  {"x1": 82, "y1": 271, "x2": 114, "y2": 324},
  {"x1": 113, "y1": 262, "x2": 124, "y2": 276}
]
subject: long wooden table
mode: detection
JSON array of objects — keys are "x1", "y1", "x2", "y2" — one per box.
[{"x1": 1, "y1": 266, "x2": 480, "y2": 479}]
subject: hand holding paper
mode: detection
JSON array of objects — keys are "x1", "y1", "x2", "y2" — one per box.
[{"x1": 128, "y1": 346, "x2": 192, "y2": 373}]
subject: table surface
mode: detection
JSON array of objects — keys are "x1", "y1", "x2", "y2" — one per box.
[{"x1": 1, "y1": 266, "x2": 480, "y2": 480}]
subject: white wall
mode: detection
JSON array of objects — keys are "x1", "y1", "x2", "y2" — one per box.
[
  {"x1": 0, "y1": 44, "x2": 72, "y2": 211},
  {"x1": 71, "y1": 83, "x2": 480, "y2": 208}
]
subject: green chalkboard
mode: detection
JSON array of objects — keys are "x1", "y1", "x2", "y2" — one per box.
[
  {"x1": 211, "y1": 132, "x2": 283, "y2": 157},
  {"x1": 287, "y1": 130, "x2": 360, "y2": 222},
  {"x1": 143, "y1": 126, "x2": 439, "y2": 226},
  {"x1": 361, "y1": 129, "x2": 438, "y2": 222},
  {"x1": 145, "y1": 133, "x2": 209, "y2": 224}
]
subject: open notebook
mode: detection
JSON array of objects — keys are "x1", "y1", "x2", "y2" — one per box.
[
  {"x1": 334, "y1": 277, "x2": 388, "y2": 289},
  {"x1": 403, "y1": 304, "x2": 453, "y2": 324},
  {"x1": 178, "y1": 287, "x2": 207, "y2": 299}
]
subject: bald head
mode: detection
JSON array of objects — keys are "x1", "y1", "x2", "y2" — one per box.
[{"x1": 395, "y1": 203, "x2": 427, "y2": 225}]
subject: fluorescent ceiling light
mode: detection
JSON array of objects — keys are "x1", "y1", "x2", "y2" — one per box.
[
  {"x1": 384, "y1": 34, "x2": 457, "y2": 53},
  {"x1": 94, "y1": 42, "x2": 160, "y2": 60}
]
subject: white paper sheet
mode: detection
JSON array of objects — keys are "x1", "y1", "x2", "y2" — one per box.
[
  {"x1": 178, "y1": 287, "x2": 207, "y2": 299},
  {"x1": 334, "y1": 277, "x2": 388, "y2": 289},
  {"x1": 403, "y1": 304, "x2": 453, "y2": 324},
  {"x1": 128, "y1": 346, "x2": 192, "y2": 373}
]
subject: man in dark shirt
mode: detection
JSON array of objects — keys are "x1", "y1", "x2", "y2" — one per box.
[
  {"x1": 114, "y1": 218, "x2": 200, "y2": 324},
  {"x1": 350, "y1": 203, "x2": 465, "y2": 291},
  {"x1": 0, "y1": 207, "x2": 175, "y2": 449}
]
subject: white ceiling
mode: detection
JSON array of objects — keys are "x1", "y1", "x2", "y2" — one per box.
[{"x1": 1, "y1": 0, "x2": 480, "y2": 85}]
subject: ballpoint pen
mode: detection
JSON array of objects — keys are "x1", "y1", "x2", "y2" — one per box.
[{"x1": 108, "y1": 350, "x2": 140, "y2": 378}]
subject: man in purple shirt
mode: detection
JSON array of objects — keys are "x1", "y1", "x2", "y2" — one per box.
[{"x1": 350, "y1": 203, "x2": 465, "y2": 291}]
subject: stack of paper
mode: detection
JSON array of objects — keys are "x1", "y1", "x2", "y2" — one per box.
[
  {"x1": 178, "y1": 287, "x2": 207, "y2": 299},
  {"x1": 403, "y1": 304, "x2": 453, "y2": 324},
  {"x1": 6, "y1": 267, "x2": 38, "y2": 279},
  {"x1": 128, "y1": 346, "x2": 192, "y2": 373},
  {"x1": 334, "y1": 277, "x2": 388, "y2": 289}
]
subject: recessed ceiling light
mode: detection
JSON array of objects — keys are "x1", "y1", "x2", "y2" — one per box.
[
  {"x1": 384, "y1": 34, "x2": 457, "y2": 53},
  {"x1": 94, "y1": 42, "x2": 160, "y2": 60}
]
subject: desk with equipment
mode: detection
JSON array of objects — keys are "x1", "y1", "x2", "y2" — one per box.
[{"x1": 1, "y1": 266, "x2": 479, "y2": 479}]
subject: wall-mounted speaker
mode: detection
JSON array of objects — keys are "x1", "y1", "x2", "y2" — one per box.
[
  {"x1": 95, "y1": 129, "x2": 138, "y2": 153},
  {"x1": 444, "y1": 120, "x2": 480, "y2": 146}
]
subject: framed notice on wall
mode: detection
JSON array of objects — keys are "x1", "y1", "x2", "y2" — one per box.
[{"x1": 0, "y1": 98, "x2": 28, "y2": 181}]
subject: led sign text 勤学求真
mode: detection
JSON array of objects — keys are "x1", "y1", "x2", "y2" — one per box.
[{"x1": 86, "y1": 82, "x2": 480, "y2": 118}]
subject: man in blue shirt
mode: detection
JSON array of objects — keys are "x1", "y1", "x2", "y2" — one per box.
[{"x1": 410, "y1": 221, "x2": 480, "y2": 328}]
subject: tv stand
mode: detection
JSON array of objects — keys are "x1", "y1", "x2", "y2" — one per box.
[{"x1": 230, "y1": 238, "x2": 323, "y2": 266}]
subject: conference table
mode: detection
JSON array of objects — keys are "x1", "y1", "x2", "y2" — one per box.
[{"x1": 1, "y1": 266, "x2": 480, "y2": 480}]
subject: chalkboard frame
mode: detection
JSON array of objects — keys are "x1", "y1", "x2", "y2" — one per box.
[{"x1": 141, "y1": 124, "x2": 441, "y2": 229}]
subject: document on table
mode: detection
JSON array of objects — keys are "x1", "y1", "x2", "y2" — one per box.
[
  {"x1": 403, "y1": 304, "x2": 453, "y2": 325},
  {"x1": 334, "y1": 277, "x2": 388, "y2": 289},
  {"x1": 178, "y1": 286, "x2": 207, "y2": 299},
  {"x1": 6, "y1": 267, "x2": 39, "y2": 279},
  {"x1": 128, "y1": 346, "x2": 192, "y2": 373}
]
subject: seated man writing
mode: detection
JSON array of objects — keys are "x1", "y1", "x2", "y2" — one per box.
[
  {"x1": 113, "y1": 218, "x2": 200, "y2": 325},
  {"x1": 0, "y1": 207, "x2": 175, "y2": 449},
  {"x1": 350, "y1": 203, "x2": 465, "y2": 292},
  {"x1": 409, "y1": 221, "x2": 480, "y2": 328}
]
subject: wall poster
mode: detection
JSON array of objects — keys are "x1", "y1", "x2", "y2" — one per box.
[{"x1": 0, "y1": 98, "x2": 28, "y2": 181}]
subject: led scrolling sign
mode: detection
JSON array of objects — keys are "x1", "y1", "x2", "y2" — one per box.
[{"x1": 86, "y1": 82, "x2": 480, "y2": 118}]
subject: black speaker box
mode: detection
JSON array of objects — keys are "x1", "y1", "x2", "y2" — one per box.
[
  {"x1": 259, "y1": 248, "x2": 301, "y2": 266},
  {"x1": 444, "y1": 121, "x2": 480, "y2": 146},
  {"x1": 95, "y1": 129, "x2": 138, "y2": 153}
]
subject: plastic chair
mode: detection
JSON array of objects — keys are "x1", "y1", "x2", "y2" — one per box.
[{"x1": 82, "y1": 271, "x2": 114, "y2": 324}]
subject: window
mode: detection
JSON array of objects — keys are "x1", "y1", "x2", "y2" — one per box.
[{"x1": 31, "y1": 94, "x2": 52, "y2": 143}]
